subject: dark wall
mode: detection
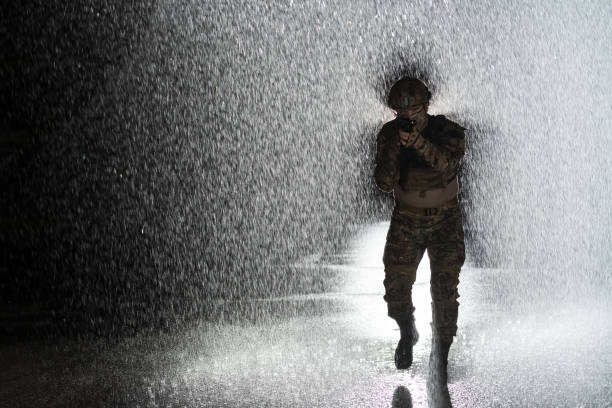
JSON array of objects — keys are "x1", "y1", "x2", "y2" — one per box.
[{"x1": 0, "y1": 1, "x2": 217, "y2": 325}]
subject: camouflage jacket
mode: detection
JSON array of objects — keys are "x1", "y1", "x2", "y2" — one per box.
[{"x1": 374, "y1": 114, "x2": 465, "y2": 194}]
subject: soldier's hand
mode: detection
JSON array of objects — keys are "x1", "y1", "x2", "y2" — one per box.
[{"x1": 398, "y1": 128, "x2": 420, "y2": 147}]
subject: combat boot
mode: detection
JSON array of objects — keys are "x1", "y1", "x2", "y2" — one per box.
[
  {"x1": 394, "y1": 316, "x2": 419, "y2": 369},
  {"x1": 427, "y1": 336, "x2": 452, "y2": 407}
]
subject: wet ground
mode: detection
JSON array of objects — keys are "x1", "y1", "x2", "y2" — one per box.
[{"x1": 2, "y1": 223, "x2": 612, "y2": 407}]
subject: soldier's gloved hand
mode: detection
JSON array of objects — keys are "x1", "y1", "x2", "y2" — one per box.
[{"x1": 398, "y1": 128, "x2": 420, "y2": 147}]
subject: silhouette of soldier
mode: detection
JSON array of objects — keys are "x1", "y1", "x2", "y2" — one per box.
[{"x1": 374, "y1": 77, "x2": 465, "y2": 405}]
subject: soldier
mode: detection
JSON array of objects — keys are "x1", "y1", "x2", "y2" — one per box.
[{"x1": 374, "y1": 77, "x2": 465, "y2": 399}]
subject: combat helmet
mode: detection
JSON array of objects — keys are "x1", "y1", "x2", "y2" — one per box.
[{"x1": 387, "y1": 77, "x2": 431, "y2": 110}]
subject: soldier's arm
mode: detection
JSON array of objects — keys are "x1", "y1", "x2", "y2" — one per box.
[
  {"x1": 373, "y1": 124, "x2": 401, "y2": 193},
  {"x1": 411, "y1": 124, "x2": 465, "y2": 181}
]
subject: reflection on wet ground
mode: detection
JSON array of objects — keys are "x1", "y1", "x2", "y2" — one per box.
[{"x1": 2, "y1": 223, "x2": 611, "y2": 407}]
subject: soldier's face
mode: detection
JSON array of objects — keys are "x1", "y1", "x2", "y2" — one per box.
[{"x1": 396, "y1": 103, "x2": 428, "y2": 121}]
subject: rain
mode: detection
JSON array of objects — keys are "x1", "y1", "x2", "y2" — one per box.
[{"x1": 1, "y1": 0, "x2": 611, "y2": 406}]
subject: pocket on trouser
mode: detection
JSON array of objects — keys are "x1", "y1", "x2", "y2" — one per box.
[
  {"x1": 383, "y1": 265, "x2": 418, "y2": 319},
  {"x1": 383, "y1": 241, "x2": 424, "y2": 266},
  {"x1": 383, "y1": 271, "x2": 415, "y2": 304},
  {"x1": 383, "y1": 213, "x2": 425, "y2": 266}
]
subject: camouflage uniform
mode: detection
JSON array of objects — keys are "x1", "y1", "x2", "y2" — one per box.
[{"x1": 374, "y1": 114, "x2": 466, "y2": 343}]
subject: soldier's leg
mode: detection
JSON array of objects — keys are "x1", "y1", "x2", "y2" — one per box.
[
  {"x1": 383, "y1": 240, "x2": 426, "y2": 328},
  {"x1": 426, "y1": 207, "x2": 465, "y2": 398},
  {"x1": 427, "y1": 208, "x2": 465, "y2": 343},
  {"x1": 383, "y1": 211, "x2": 426, "y2": 369}
]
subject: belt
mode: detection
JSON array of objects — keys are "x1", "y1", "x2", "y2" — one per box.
[{"x1": 396, "y1": 197, "x2": 459, "y2": 216}]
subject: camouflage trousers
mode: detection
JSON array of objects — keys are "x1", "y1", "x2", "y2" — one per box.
[{"x1": 383, "y1": 202, "x2": 465, "y2": 342}]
